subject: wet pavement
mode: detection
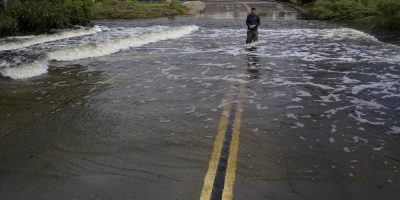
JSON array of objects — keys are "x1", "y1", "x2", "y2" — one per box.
[{"x1": 1, "y1": 1, "x2": 400, "y2": 200}]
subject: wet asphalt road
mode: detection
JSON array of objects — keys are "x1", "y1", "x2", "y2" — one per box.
[{"x1": 1, "y1": 2, "x2": 400, "y2": 200}]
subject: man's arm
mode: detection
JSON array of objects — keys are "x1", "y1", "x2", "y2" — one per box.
[
  {"x1": 246, "y1": 16, "x2": 250, "y2": 27},
  {"x1": 257, "y1": 16, "x2": 260, "y2": 27}
]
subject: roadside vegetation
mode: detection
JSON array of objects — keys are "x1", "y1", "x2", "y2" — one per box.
[
  {"x1": 94, "y1": 0, "x2": 187, "y2": 20},
  {"x1": 0, "y1": 0, "x2": 187, "y2": 37},
  {"x1": 0, "y1": 0, "x2": 94, "y2": 36},
  {"x1": 285, "y1": 0, "x2": 400, "y2": 30}
]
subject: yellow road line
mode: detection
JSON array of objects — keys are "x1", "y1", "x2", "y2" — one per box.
[
  {"x1": 200, "y1": 85, "x2": 236, "y2": 200},
  {"x1": 222, "y1": 84, "x2": 246, "y2": 200}
]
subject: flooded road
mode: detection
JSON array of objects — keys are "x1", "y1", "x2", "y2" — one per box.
[{"x1": 1, "y1": 4, "x2": 400, "y2": 200}]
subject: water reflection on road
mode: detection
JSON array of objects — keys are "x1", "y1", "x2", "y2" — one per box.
[{"x1": 246, "y1": 46, "x2": 260, "y2": 80}]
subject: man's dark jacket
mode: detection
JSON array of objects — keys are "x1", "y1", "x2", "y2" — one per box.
[{"x1": 246, "y1": 14, "x2": 260, "y2": 31}]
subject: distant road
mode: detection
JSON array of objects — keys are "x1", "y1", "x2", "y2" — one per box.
[{"x1": 201, "y1": 0, "x2": 298, "y2": 13}]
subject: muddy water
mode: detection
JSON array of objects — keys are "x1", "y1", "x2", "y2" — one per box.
[{"x1": 0, "y1": 14, "x2": 399, "y2": 200}]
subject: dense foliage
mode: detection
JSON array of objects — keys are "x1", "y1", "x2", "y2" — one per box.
[
  {"x1": 94, "y1": 0, "x2": 187, "y2": 20},
  {"x1": 0, "y1": 0, "x2": 94, "y2": 36},
  {"x1": 376, "y1": 0, "x2": 400, "y2": 30},
  {"x1": 303, "y1": 0, "x2": 400, "y2": 30},
  {"x1": 310, "y1": 0, "x2": 377, "y2": 20},
  {"x1": 0, "y1": 13, "x2": 18, "y2": 36}
]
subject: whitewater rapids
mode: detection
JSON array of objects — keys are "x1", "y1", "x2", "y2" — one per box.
[{"x1": 0, "y1": 25, "x2": 199, "y2": 79}]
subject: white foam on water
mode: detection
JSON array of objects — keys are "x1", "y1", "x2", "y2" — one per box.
[
  {"x1": 353, "y1": 136, "x2": 368, "y2": 143},
  {"x1": 292, "y1": 97, "x2": 302, "y2": 102},
  {"x1": 246, "y1": 89, "x2": 258, "y2": 99},
  {"x1": 331, "y1": 124, "x2": 337, "y2": 133},
  {"x1": 201, "y1": 67, "x2": 210, "y2": 76},
  {"x1": 295, "y1": 122, "x2": 305, "y2": 127},
  {"x1": 349, "y1": 110, "x2": 385, "y2": 125},
  {"x1": 48, "y1": 25, "x2": 199, "y2": 61},
  {"x1": 322, "y1": 28, "x2": 380, "y2": 43},
  {"x1": 389, "y1": 126, "x2": 400, "y2": 134},
  {"x1": 0, "y1": 26, "x2": 103, "y2": 51},
  {"x1": 373, "y1": 146, "x2": 384, "y2": 151},
  {"x1": 264, "y1": 78, "x2": 335, "y2": 90},
  {"x1": 342, "y1": 76, "x2": 361, "y2": 84},
  {"x1": 351, "y1": 81, "x2": 398, "y2": 95},
  {"x1": 343, "y1": 147, "x2": 351, "y2": 153},
  {"x1": 0, "y1": 60, "x2": 8, "y2": 67},
  {"x1": 349, "y1": 97, "x2": 388, "y2": 109},
  {"x1": 296, "y1": 90, "x2": 312, "y2": 97},
  {"x1": 286, "y1": 105, "x2": 304, "y2": 109},
  {"x1": 325, "y1": 106, "x2": 352, "y2": 115},
  {"x1": 256, "y1": 104, "x2": 268, "y2": 110},
  {"x1": 317, "y1": 94, "x2": 341, "y2": 103},
  {"x1": 259, "y1": 28, "x2": 381, "y2": 44},
  {"x1": 1, "y1": 25, "x2": 199, "y2": 80},
  {"x1": 0, "y1": 61, "x2": 48, "y2": 79},
  {"x1": 287, "y1": 113, "x2": 297, "y2": 119},
  {"x1": 273, "y1": 93, "x2": 286, "y2": 98},
  {"x1": 205, "y1": 27, "x2": 400, "y2": 64}
]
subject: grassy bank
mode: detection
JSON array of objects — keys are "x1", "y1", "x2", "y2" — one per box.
[
  {"x1": 0, "y1": 0, "x2": 94, "y2": 37},
  {"x1": 94, "y1": 0, "x2": 188, "y2": 20},
  {"x1": 0, "y1": 0, "x2": 187, "y2": 37},
  {"x1": 289, "y1": 0, "x2": 400, "y2": 31}
]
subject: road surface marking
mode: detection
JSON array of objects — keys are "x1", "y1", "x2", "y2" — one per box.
[
  {"x1": 200, "y1": 84, "x2": 246, "y2": 200},
  {"x1": 222, "y1": 84, "x2": 245, "y2": 200},
  {"x1": 200, "y1": 85, "x2": 235, "y2": 200},
  {"x1": 210, "y1": 92, "x2": 238, "y2": 200}
]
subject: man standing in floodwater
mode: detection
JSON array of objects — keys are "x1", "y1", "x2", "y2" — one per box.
[{"x1": 246, "y1": 8, "x2": 261, "y2": 44}]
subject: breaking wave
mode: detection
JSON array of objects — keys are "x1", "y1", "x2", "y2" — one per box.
[
  {"x1": 48, "y1": 25, "x2": 199, "y2": 61},
  {"x1": 260, "y1": 28, "x2": 381, "y2": 43},
  {"x1": 0, "y1": 26, "x2": 103, "y2": 51},
  {"x1": 0, "y1": 61, "x2": 48, "y2": 79},
  {"x1": 333, "y1": 28, "x2": 380, "y2": 42},
  {"x1": 0, "y1": 25, "x2": 199, "y2": 80}
]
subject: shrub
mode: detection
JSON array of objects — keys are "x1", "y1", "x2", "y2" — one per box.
[
  {"x1": 0, "y1": 14, "x2": 18, "y2": 36},
  {"x1": 125, "y1": 0, "x2": 137, "y2": 4},
  {"x1": 103, "y1": 0, "x2": 120, "y2": 6},
  {"x1": 167, "y1": 0, "x2": 187, "y2": 16},
  {"x1": 64, "y1": 0, "x2": 94, "y2": 25},
  {"x1": 376, "y1": 0, "x2": 400, "y2": 30},
  {"x1": 308, "y1": 0, "x2": 379, "y2": 20},
  {"x1": 93, "y1": 1, "x2": 187, "y2": 19},
  {"x1": 313, "y1": 0, "x2": 364, "y2": 20},
  {"x1": 0, "y1": 0, "x2": 94, "y2": 35},
  {"x1": 5, "y1": 1, "x2": 69, "y2": 33}
]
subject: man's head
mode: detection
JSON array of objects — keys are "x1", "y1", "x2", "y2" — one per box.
[{"x1": 251, "y1": 8, "x2": 257, "y2": 15}]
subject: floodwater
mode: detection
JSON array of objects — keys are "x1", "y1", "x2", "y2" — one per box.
[{"x1": 0, "y1": 12, "x2": 400, "y2": 200}]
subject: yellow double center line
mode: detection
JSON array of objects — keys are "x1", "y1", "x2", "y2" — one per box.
[{"x1": 200, "y1": 84, "x2": 246, "y2": 200}]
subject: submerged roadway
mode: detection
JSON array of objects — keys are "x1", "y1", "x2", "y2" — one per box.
[{"x1": 0, "y1": 1, "x2": 399, "y2": 200}]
